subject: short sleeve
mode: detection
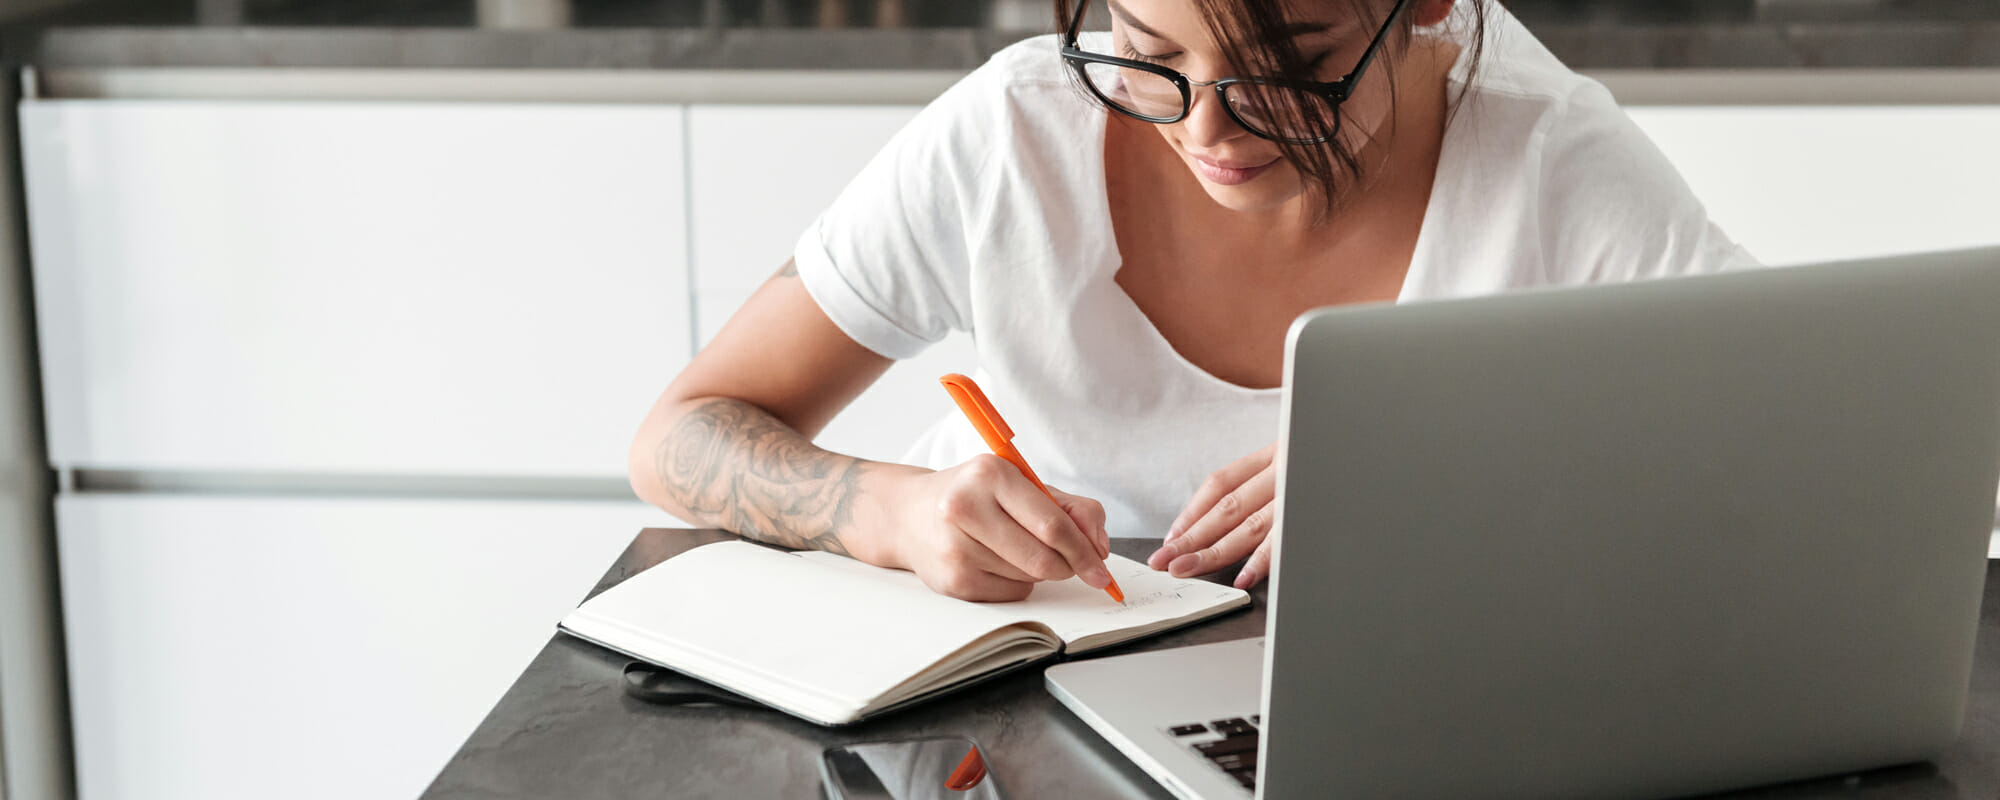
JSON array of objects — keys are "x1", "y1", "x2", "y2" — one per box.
[
  {"x1": 1537, "y1": 84, "x2": 1761, "y2": 283},
  {"x1": 792, "y1": 68, "x2": 1002, "y2": 361}
]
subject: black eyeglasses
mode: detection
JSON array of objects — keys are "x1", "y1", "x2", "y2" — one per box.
[{"x1": 1060, "y1": 0, "x2": 1412, "y2": 145}]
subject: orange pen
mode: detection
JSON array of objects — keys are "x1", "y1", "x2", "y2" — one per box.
[
  {"x1": 939, "y1": 373, "x2": 1125, "y2": 604},
  {"x1": 944, "y1": 745, "x2": 988, "y2": 791}
]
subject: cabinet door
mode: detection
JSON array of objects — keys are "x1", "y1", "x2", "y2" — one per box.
[
  {"x1": 1626, "y1": 106, "x2": 2000, "y2": 266},
  {"x1": 21, "y1": 101, "x2": 690, "y2": 479},
  {"x1": 56, "y1": 494, "x2": 671, "y2": 800},
  {"x1": 688, "y1": 105, "x2": 977, "y2": 465}
]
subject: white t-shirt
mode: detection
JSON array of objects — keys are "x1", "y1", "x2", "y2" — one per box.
[{"x1": 794, "y1": 3, "x2": 1758, "y2": 539}]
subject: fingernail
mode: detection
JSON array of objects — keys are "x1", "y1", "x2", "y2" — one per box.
[
  {"x1": 1085, "y1": 566, "x2": 1111, "y2": 589},
  {"x1": 1168, "y1": 553, "x2": 1202, "y2": 577},
  {"x1": 1233, "y1": 572, "x2": 1253, "y2": 590},
  {"x1": 1147, "y1": 548, "x2": 1172, "y2": 570}
]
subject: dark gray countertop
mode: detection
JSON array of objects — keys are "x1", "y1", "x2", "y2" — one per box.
[
  {"x1": 3, "y1": 0, "x2": 1998, "y2": 70},
  {"x1": 421, "y1": 528, "x2": 2000, "y2": 799}
]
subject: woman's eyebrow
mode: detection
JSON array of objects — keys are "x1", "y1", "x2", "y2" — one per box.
[
  {"x1": 1279, "y1": 21, "x2": 1340, "y2": 37},
  {"x1": 1106, "y1": 0, "x2": 1175, "y2": 42}
]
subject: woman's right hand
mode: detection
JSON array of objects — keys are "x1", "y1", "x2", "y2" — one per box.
[{"x1": 884, "y1": 454, "x2": 1114, "y2": 602}]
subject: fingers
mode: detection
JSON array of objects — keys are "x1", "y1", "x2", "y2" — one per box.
[
  {"x1": 1150, "y1": 463, "x2": 1277, "y2": 577},
  {"x1": 916, "y1": 510, "x2": 1037, "y2": 600},
  {"x1": 991, "y1": 468, "x2": 1113, "y2": 590},
  {"x1": 938, "y1": 475, "x2": 1070, "y2": 582},
  {"x1": 920, "y1": 550, "x2": 1037, "y2": 602},
  {"x1": 1165, "y1": 442, "x2": 1277, "y2": 544},
  {"x1": 940, "y1": 456, "x2": 1111, "y2": 589},
  {"x1": 1233, "y1": 535, "x2": 1275, "y2": 590},
  {"x1": 952, "y1": 573, "x2": 1035, "y2": 603},
  {"x1": 1167, "y1": 503, "x2": 1274, "y2": 579},
  {"x1": 944, "y1": 528, "x2": 1039, "y2": 584},
  {"x1": 1049, "y1": 486, "x2": 1111, "y2": 560}
]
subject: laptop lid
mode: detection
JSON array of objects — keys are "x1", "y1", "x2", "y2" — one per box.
[{"x1": 1262, "y1": 248, "x2": 2000, "y2": 800}]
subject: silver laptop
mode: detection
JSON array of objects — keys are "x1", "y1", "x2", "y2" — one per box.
[{"x1": 1047, "y1": 247, "x2": 2000, "y2": 800}]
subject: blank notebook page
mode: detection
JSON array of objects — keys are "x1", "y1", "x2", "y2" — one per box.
[{"x1": 566, "y1": 542, "x2": 1026, "y2": 712}]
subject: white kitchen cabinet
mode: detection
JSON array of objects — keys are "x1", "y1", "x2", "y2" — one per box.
[
  {"x1": 1626, "y1": 106, "x2": 2000, "y2": 266},
  {"x1": 687, "y1": 104, "x2": 919, "y2": 318},
  {"x1": 688, "y1": 105, "x2": 977, "y2": 465},
  {"x1": 20, "y1": 100, "x2": 691, "y2": 479},
  {"x1": 56, "y1": 493, "x2": 672, "y2": 800}
]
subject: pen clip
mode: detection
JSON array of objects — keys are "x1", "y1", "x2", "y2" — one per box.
[{"x1": 940, "y1": 373, "x2": 1014, "y2": 444}]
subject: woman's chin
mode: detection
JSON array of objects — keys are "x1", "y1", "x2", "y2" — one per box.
[{"x1": 1195, "y1": 178, "x2": 1302, "y2": 215}]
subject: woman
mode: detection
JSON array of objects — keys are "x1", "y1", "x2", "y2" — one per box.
[{"x1": 628, "y1": 0, "x2": 1755, "y2": 602}]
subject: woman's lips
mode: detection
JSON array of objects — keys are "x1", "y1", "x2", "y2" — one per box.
[{"x1": 1189, "y1": 154, "x2": 1279, "y2": 186}]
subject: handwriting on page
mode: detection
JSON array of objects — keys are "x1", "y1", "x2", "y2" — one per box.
[
  {"x1": 1006, "y1": 554, "x2": 1241, "y2": 628},
  {"x1": 1093, "y1": 574, "x2": 1237, "y2": 615},
  {"x1": 1095, "y1": 587, "x2": 1190, "y2": 614}
]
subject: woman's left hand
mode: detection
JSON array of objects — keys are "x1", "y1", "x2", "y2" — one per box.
[{"x1": 1149, "y1": 442, "x2": 1278, "y2": 589}]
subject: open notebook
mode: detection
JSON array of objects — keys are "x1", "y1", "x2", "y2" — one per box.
[{"x1": 558, "y1": 541, "x2": 1251, "y2": 726}]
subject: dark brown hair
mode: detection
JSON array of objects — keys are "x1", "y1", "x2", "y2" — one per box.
[{"x1": 1055, "y1": 0, "x2": 1488, "y2": 224}]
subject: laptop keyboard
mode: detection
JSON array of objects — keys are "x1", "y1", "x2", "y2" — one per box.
[{"x1": 1165, "y1": 713, "x2": 1261, "y2": 791}]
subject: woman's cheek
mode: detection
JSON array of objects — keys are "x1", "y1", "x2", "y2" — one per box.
[
  {"x1": 1339, "y1": 85, "x2": 1397, "y2": 146},
  {"x1": 1345, "y1": 54, "x2": 1411, "y2": 137}
]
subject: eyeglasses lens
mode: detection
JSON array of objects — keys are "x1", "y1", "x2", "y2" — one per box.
[
  {"x1": 1080, "y1": 61, "x2": 1183, "y2": 120},
  {"x1": 1222, "y1": 83, "x2": 1340, "y2": 143}
]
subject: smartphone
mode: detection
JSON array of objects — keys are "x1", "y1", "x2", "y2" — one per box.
[{"x1": 820, "y1": 735, "x2": 1003, "y2": 800}]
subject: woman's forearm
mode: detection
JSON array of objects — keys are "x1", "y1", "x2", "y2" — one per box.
[{"x1": 630, "y1": 396, "x2": 917, "y2": 563}]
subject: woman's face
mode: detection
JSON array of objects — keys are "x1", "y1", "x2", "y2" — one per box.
[{"x1": 1106, "y1": 0, "x2": 1412, "y2": 214}]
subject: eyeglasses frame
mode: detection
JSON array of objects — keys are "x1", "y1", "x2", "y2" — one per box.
[{"x1": 1059, "y1": 0, "x2": 1415, "y2": 145}]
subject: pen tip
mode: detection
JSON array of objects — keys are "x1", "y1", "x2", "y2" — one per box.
[{"x1": 1107, "y1": 578, "x2": 1126, "y2": 605}]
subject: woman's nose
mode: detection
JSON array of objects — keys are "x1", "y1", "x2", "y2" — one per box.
[{"x1": 1179, "y1": 84, "x2": 1252, "y2": 147}]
